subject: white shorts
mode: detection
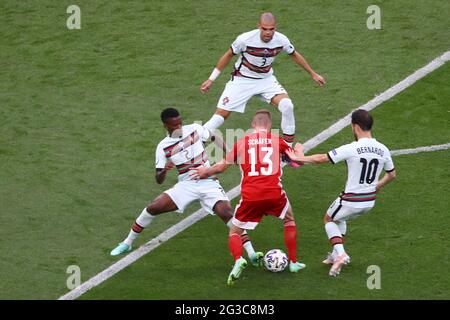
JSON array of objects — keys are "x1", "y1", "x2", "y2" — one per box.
[
  {"x1": 164, "y1": 178, "x2": 229, "y2": 214},
  {"x1": 326, "y1": 197, "x2": 373, "y2": 222},
  {"x1": 217, "y1": 75, "x2": 287, "y2": 113}
]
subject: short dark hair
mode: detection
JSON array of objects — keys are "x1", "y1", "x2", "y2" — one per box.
[
  {"x1": 160, "y1": 108, "x2": 180, "y2": 123},
  {"x1": 351, "y1": 109, "x2": 373, "y2": 131}
]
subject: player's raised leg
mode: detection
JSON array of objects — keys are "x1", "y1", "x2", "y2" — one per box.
[
  {"x1": 271, "y1": 94, "x2": 296, "y2": 145},
  {"x1": 227, "y1": 225, "x2": 248, "y2": 285},
  {"x1": 271, "y1": 93, "x2": 300, "y2": 168},
  {"x1": 110, "y1": 193, "x2": 177, "y2": 256},
  {"x1": 204, "y1": 68, "x2": 256, "y2": 134},
  {"x1": 204, "y1": 109, "x2": 230, "y2": 133},
  {"x1": 283, "y1": 206, "x2": 306, "y2": 273}
]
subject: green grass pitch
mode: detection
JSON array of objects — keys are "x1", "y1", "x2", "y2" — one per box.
[{"x1": 0, "y1": 0, "x2": 449, "y2": 299}]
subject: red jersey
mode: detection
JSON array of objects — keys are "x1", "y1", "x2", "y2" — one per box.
[{"x1": 227, "y1": 130, "x2": 291, "y2": 201}]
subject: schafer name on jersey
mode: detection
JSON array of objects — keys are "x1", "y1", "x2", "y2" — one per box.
[{"x1": 248, "y1": 138, "x2": 272, "y2": 145}]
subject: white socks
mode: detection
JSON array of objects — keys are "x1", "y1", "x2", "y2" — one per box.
[
  {"x1": 124, "y1": 208, "x2": 155, "y2": 246},
  {"x1": 278, "y1": 98, "x2": 295, "y2": 137},
  {"x1": 136, "y1": 208, "x2": 155, "y2": 227},
  {"x1": 325, "y1": 222, "x2": 341, "y2": 239},
  {"x1": 242, "y1": 231, "x2": 256, "y2": 257},
  {"x1": 334, "y1": 221, "x2": 346, "y2": 255},
  {"x1": 336, "y1": 220, "x2": 347, "y2": 236},
  {"x1": 124, "y1": 231, "x2": 139, "y2": 246},
  {"x1": 204, "y1": 114, "x2": 225, "y2": 133},
  {"x1": 325, "y1": 221, "x2": 346, "y2": 256},
  {"x1": 333, "y1": 244, "x2": 345, "y2": 256}
]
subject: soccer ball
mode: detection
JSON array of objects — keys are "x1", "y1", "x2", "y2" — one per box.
[{"x1": 263, "y1": 249, "x2": 289, "y2": 272}]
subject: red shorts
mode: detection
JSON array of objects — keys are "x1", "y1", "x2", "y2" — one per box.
[{"x1": 232, "y1": 194, "x2": 290, "y2": 230}]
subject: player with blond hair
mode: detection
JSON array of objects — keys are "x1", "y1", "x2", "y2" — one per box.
[{"x1": 191, "y1": 110, "x2": 306, "y2": 285}]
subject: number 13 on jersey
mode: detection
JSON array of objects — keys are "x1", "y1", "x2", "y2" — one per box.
[{"x1": 248, "y1": 147, "x2": 273, "y2": 176}]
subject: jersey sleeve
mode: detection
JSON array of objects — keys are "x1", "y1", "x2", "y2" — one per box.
[
  {"x1": 230, "y1": 34, "x2": 246, "y2": 55},
  {"x1": 155, "y1": 143, "x2": 167, "y2": 169},
  {"x1": 328, "y1": 144, "x2": 353, "y2": 164},
  {"x1": 282, "y1": 35, "x2": 295, "y2": 55},
  {"x1": 196, "y1": 124, "x2": 211, "y2": 142},
  {"x1": 383, "y1": 150, "x2": 395, "y2": 172}
]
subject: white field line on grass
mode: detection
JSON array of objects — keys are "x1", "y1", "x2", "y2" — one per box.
[
  {"x1": 58, "y1": 50, "x2": 450, "y2": 300},
  {"x1": 390, "y1": 143, "x2": 450, "y2": 156},
  {"x1": 303, "y1": 50, "x2": 450, "y2": 152}
]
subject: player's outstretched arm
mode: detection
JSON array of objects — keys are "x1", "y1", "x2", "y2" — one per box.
[
  {"x1": 285, "y1": 149, "x2": 329, "y2": 165},
  {"x1": 293, "y1": 143, "x2": 304, "y2": 156},
  {"x1": 189, "y1": 160, "x2": 231, "y2": 180},
  {"x1": 200, "y1": 48, "x2": 235, "y2": 94},
  {"x1": 290, "y1": 51, "x2": 326, "y2": 86},
  {"x1": 376, "y1": 170, "x2": 397, "y2": 192}
]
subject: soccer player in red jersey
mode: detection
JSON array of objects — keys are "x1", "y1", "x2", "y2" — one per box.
[{"x1": 190, "y1": 109, "x2": 306, "y2": 285}]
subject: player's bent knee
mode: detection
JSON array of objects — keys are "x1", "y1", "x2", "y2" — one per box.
[
  {"x1": 283, "y1": 217, "x2": 295, "y2": 225},
  {"x1": 146, "y1": 203, "x2": 161, "y2": 215},
  {"x1": 284, "y1": 212, "x2": 294, "y2": 222},
  {"x1": 278, "y1": 98, "x2": 294, "y2": 114},
  {"x1": 213, "y1": 201, "x2": 233, "y2": 222},
  {"x1": 148, "y1": 193, "x2": 178, "y2": 215},
  {"x1": 229, "y1": 225, "x2": 244, "y2": 236},
  {"x1": 218, "y1": 211, "x2": 232, "y2": 223},
  {"x1": 323, "y1": 214, "x2": 332, "y2": 224},
  {"x1": 216, "y1": 109, "x2": 231, "y2": 119}
]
